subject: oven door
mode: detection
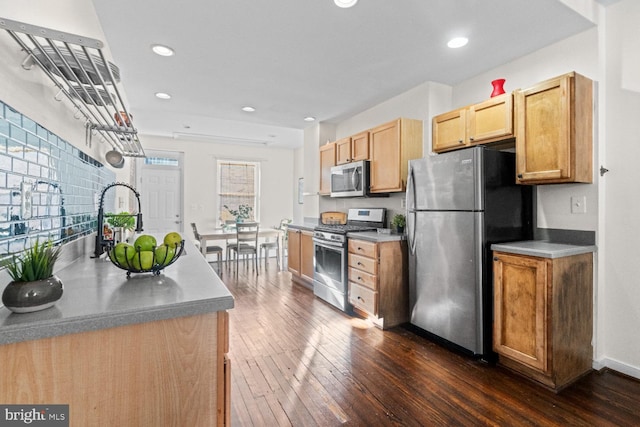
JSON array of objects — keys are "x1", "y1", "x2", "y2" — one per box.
[{"x1": 313, "y1": 238, "x2": 348, "y2": 311}]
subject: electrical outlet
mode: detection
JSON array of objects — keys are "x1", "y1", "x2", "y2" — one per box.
[
  {"x1": 401, "y1": 197, "x2": 406, "y2": 209},
  {"x1": 571, "y1": 196, "x2": 587, "y2": 214}
]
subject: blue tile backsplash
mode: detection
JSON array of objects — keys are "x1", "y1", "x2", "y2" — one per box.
[{"x1": 0, "y1": 100, "x2": 115, "y2": 263}]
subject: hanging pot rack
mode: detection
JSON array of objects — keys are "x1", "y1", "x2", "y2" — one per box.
[{"x1": 0, "y1": 17, "x2": 145, "y2": 158}]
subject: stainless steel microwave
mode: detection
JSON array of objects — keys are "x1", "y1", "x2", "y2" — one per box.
[{"x1": 330, "y1": 160, "x2": 370, "y2": 198}]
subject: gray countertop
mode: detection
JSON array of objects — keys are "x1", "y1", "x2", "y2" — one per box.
[
  {"x1": 347, "y1": 231, "x2": 406, "y2": 242},
  {"x1": 0, "y1": 235, "x2": 234, "y2": 345},
  {"x1": 491, "y1": 240, "x2": 597, "y2": 259},
  {"x1": 287, "y1": 221, "x2": 318, "y2": 232}
]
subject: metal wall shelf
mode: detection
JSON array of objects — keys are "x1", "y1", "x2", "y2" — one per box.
[{"x1": 0, "y1": 17, "x2": 145, "y2": 157}]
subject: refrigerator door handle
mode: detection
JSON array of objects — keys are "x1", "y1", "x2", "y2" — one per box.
[{"x1": 406, "y1": 166, "x2": 417, "y2": 255}]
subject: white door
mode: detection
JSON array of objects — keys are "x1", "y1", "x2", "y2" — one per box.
[{"x1": 139, "y1": 153, "x2": 183, "y2": 235}]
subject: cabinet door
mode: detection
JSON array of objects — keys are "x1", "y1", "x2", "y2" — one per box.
[
  {"x1": 335, "y1": 137, "x2": 352, "y2": 165},
  {"x1": 351, "y1": 131, "x2": 370, "y2": 162},
  {"x1": 493, "y1": 252, "x2": 548, "y2": 373},
  {"x1": 515, "y1": 72, "x2": 592, "y2": 184},
  {"x1": 300, "y1": 231, "x2": 315, "y2": 282},
  {"x1": 319, "y1": 143, "x2": 336, "y2": 195},
  {"x1": 369, "y1": 119, "x2": 402, "y2": 193},
  {"x1": 287, "y1": 230, "x2": 301, "y2": 275},
  {"x1": 468, "y1": 93, "x2": 513, "y2": 144},
  {"x1": 515, "y1": 75, "x2": 570, "y2": 182},
  {"x1": 432, "y1": 108, "x2": 467, "y2": 153}
]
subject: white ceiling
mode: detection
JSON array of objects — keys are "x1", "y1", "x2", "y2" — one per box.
[{"x1": 91, "y1": 0, "x2": 599, "y2": 149}]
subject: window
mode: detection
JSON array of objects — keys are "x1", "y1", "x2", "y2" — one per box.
[{"x1": 217, "y1": 160, "x2": 260, "y2": 222}]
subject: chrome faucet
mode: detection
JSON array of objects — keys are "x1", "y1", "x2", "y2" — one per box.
[{"x1": 93, "y1": 182, "x2": 143, "y2": 258}]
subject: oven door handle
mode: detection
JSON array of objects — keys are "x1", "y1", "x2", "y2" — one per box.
[{"x1": 313, "y1": 238, "x2": 345, "y2": 249}]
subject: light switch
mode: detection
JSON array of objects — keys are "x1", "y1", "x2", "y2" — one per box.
[{"x1": 571, "y1": 196, "x2": 587, "y2": 214}]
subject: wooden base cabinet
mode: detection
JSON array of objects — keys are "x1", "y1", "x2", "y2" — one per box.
[
  {"x1": 348, "y1": 238, "x2": 408, "y2": 329},
  {"x1": 287, "y1": 228, "x2": 314, "y2": 286},
  {"x1": 0, "y1": 311, "x2": 231, "y2": 426},
  {"x1": 493, "y1": 251, "x2": 593, "y2": 391}
]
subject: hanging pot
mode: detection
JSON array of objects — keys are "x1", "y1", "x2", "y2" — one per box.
[
  {"x1": 105, "y1": 150, "x2": 125, "y2": 168},
  {"x1": 2, "y1": 275, "x2": 64, "y2": 313}
]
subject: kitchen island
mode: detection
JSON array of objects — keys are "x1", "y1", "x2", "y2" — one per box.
[{"x1": 0, "y1": 235, "x2": 233, "y2": 426}]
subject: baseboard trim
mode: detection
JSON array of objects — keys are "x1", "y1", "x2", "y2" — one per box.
[{"x1": 593, "y1": 357, "x2": 640, "y2": 380}]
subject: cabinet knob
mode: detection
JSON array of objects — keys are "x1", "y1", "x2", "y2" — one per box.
[
  {"x1": 493, "y1": 257, "x2": 499, "y2": 261},
  {"x1": 469, "y1": 137, "x2": 475, "y2": 141},
  {"x1": 357, "y1": 276, "x2": 362, "y2": 281},
  {"x1": 458, "y1": 139, "x2": 464, "y2": 144},
  {"x1": 357, "y1": 262, "x2": 363, "y2": 266},
  {"x1": 517, "y1": 174, "x2": 523, "y2": 179}
]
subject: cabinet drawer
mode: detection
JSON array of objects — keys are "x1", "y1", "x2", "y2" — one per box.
[
  {"x1": 349, "y1": 281, "x2": 378, "y2": 316},
  {"x1": 348, "y1": 267, "x2": 377, "y2": 290},
  {"x1": 348, "y1": 239, "x2": 378, "y2": 258},
  {"x1": 348, "y1": 253, "x2": 377, "y2": 275}
]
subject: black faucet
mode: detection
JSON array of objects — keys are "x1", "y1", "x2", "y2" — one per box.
[{"x1": 93, "y1": 182, "x2": 143, "y2": 258}]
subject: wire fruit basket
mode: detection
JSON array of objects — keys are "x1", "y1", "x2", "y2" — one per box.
[{"x1": 107, "y1": 240, "x2": 185, "y2": 277}]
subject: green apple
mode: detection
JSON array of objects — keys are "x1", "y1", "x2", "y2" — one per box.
[
  {"x1": 155, "y1": 244, "x2": 176, "y2": 266},
  {"x1": 112, "y1": 242, "x2": 135, "y2": 267},
  {"x1": 163, "y1": 231, "x2": 182, "y2": 248},
  {"x1": 134, "y1": 234, "x2": 157, "y2": 252},
  {"x1": 132, "y1": 250, "x2": 154, "y2": 270}
]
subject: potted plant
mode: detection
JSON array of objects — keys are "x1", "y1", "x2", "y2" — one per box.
[
  {"x1": 223, "y1": 204, "x2": 253, "y2": 222},
  {"x1": 391, "y1": 214, "x2": 406, "y2": 234},
  {"x1": 105, "y1": 211, "x2": 137, "y2": 243},
  {"x1": 2, "y1": 239, "x2": 63, "y2": 313}
]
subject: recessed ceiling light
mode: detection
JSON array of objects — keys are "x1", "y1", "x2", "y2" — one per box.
[
  {"x1": 242, "y1": 106, "x2": 256, "y2": 112},
  {"x1": 334, "y1": 0, "x2": 358, "y2": 8},
  {"x1": 447, "y1": 37, "x2": 469, "y2": 49},
  {"x1": 151, "y1": 44, "x2": 175, "y2": 56},
  {"x1": 303, "y1": 116, "x2": 316, "y2": 122},
  {"x1": 155, "y1": 92, "x2": 171, "y2": 99}
]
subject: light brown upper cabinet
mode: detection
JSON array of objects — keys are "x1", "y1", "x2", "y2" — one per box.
[
  {"x1": 319, "y1": 142, "x2": 336, "y2": 195},
  {"x1": 369, "y1": 118, "x2": 423, "y2": 193},
  {"x1": 432, "y1": 108, "x2": 467, "y2": 152},
  {"x1": 514, "y1": 72, "x2": 593, "y2": 184},
  {"x1": 432, "y1": 92, "x2": 514, "y2": 153},
  {"x1": 468, "y1": 93, "x2": 513, "y2": 145},
  {"x1": 336, "y1": 131, "x2": 370, "y2": 165}
]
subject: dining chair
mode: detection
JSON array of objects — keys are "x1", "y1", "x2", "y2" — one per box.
[
  {"x1": 229, "y1": 222, "x2": 259, "y2": 274},
  {"x1": 191, "y1": 223, "x2": 223, "y2": 272},
  {"x1": 259, "y1": 218, "x2": 291, "y2": 269}
]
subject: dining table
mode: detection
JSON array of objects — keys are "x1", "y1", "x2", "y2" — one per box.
[{"x1": 198, "y1": 226, "x2": 286, "y2": 270}]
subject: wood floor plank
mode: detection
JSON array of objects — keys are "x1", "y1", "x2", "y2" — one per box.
[{"x1": 221, "y1": 264, "x2": 640, "y2": 426}]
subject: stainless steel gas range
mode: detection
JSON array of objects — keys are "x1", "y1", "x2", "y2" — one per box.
[{"x1": 312, "y1": 208, "x2": 386, "y2": 312}]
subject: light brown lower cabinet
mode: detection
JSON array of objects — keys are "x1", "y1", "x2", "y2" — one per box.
[
  {"x1": 0, "y1": 311, "x2": 231, "y2": 426},
  {"x1": 288, "y1": 229, "x2": 314, "y2": 287},
  {"x1": 348, "y1": 238, "x2": 408, "y2": 329},
  {"x1": 493, "y1": 251, "x2": 593, "y2": 391}
]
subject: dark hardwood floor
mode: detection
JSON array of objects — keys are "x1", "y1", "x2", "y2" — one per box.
[{"x1": 216, "y1": 261, "x2": 640, "y2": 426}]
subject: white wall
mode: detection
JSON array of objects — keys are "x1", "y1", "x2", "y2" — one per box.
[
  {"x1": 139, "y1": 135, "x2": 294, "y2": 233},
  {"x1": 597, "y1": 0, "x2": 640, "y2": 378}
]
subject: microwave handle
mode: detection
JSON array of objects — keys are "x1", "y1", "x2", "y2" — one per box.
[{"x1": 351, "y1": 168, "x2": 361, "y2": 190}]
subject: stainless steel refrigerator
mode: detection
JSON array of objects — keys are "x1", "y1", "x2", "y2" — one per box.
[{"x1": 406, "y1": 146, "x2": 532, "y2": 358}]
